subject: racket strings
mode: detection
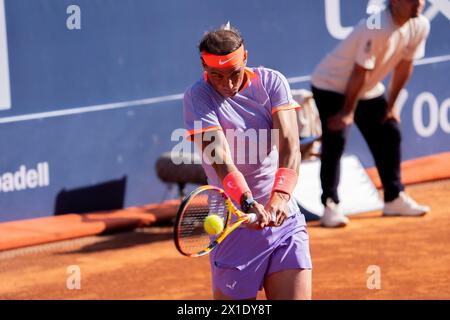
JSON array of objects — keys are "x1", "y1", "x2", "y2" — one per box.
[{"x1": 177, "y1": 190, "x2": 228, "y2": 254}]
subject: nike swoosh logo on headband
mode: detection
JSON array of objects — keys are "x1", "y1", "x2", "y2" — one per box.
[{"x1": 218, "y1": 56, "x2": 238, "y2": 65}]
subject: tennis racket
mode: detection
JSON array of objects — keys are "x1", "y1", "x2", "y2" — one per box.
[{"x1": 174, "y1": 185, "x2": 275, "y2": 257}]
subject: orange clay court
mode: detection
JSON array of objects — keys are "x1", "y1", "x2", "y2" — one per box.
[{"x1": 0, "y1": 154, "x2": 449, "y2": 300}]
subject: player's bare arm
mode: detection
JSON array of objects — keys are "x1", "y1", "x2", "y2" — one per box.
[
  {"x1": 328, "y1": 63, "x2": 369, "y2": 131},
  {"x1": 267, "y1": 109, "x2": 301, "y2": 227},
  {"x1": 192, "y1": 130, "x2": 271, "y2": 228},
  {"x1": 385, "y1": 59, "x2": 414, "y2": 123}
]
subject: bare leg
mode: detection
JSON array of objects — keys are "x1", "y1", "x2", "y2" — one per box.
[{"x1": 264, "y1": 269, "x2": 312, "y2": 300}]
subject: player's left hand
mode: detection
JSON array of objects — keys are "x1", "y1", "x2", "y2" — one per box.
[{"x1": 265, "y1": 192, "x2": 289, "y2": 227}]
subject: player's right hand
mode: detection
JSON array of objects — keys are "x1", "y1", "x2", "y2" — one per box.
[{"x1": 247, "y1": 201, "x2": 272, "y2": 229}]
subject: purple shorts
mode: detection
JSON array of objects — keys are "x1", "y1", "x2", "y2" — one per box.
[{"x1": 209, "y1": 213, "x2": 312, "y2": 299}]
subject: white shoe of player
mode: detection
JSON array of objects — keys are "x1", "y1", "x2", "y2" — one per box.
[
  {"x1": 383, "y1": 192, "x2": 430, "y2": 217},
  {"x1": 320, "y1": 199, "x2": 349, "y2": 228}
]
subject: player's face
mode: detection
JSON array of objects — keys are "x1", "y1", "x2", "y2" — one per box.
[
  {"x1": 204, "y1": 60, "x2": 247, "y2": 98},
  {"x1": 392, "y1": 0, "x2": 425, "y2": 19}
]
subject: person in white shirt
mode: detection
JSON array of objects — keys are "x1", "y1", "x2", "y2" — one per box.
[{"x1": 311, "y1": 0, "x2": 431, "y2": 228}]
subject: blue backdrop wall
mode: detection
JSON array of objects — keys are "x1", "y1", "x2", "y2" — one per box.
[{"x1": 0, "y1": 0, "x2": 449, "y2": 222}]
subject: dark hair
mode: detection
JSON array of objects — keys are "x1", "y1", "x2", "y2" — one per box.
[{"x1": 198, "y1": 27, "x2": 244, "y2": 55}]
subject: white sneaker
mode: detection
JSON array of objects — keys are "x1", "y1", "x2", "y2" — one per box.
[
  {"x1": 383, "y1": 192, "x2": 430, "y2": 217},
  {"x1": 320, "y1": 199, "x2": 349, "y2": 228}
]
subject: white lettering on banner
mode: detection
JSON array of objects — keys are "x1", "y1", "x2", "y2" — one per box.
[
  {"x1": 366, "y1": 11, "x2": 382, "y2": 30},
  {"x1": 425, "y1": 0, "x2": 450, "y2": 21},
  {"x1": 0, "y1": 0, "x2": 11, "y2": 110},
  {"x1": 0, "y1": 163, "x2": 50, "y2": 193},
  {"x1": 66, "y1": 5, "x2": 81, "y2": 30},
  {"x1": 440, "y1": 98, "x2": 450, "y2": 133},
  {"x1": 411, "y1": 92, "x2": 450, "y2": 138},
  {"x1": 366, "y1": 0, "x2": 385, "y2": 30},
  {"x1": 324, "y1": 0, "x2": 354, "y2": 40},
  {"x1": 413, "y1": 92, "x2": 440, "y2": 137},
  {"x1": 325, "y1": 0, "x2": 450, "y2": 39},
  {"x1": 325, "y1": 0, "x2": 385, "y2": 39}
]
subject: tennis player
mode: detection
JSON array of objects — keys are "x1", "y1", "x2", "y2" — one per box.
[
  {"x1": 311, "y1": 0, "x2": 431, "y2": 228},
  {"x1": 183, "y1": 25, "x2": 312, "y2": 300}
]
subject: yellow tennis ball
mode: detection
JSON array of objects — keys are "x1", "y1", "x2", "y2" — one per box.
[{"x1": 204, "y1": 215, "x2": 224, "y2": 235}]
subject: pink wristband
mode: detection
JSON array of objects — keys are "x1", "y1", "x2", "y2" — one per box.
[
  {"x1": 272, "y1": 168, "x2": 298, "y2": 200},
  {"x1": 223, "y1": 171, "x2": 251, "y2": 204}
]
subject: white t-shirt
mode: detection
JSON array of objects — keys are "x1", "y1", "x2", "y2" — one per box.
[{"x1": 311, "y1": 10, "x2": 430, "y2": 100}]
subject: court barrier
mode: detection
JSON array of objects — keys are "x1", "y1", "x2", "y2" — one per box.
[
  {"x1": 0, "y1": 200, "x2": 179, "y2": 251},
  {"x1": 1, "y1": 152, "x2": 449, "y2": 251}
]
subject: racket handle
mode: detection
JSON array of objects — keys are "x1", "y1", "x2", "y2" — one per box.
[
  {"x1": 270, "y1": 212, "x2": 277, "y2": 222},
  {"x1": 247, "y1": 213, "x2": 258, "y2": 224},
  {"x1": 246, "y1": 212, "x2": 277, "y2": 224}
]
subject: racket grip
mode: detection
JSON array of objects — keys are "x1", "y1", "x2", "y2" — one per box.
[
  {"x1": 247, "y1": 213, "x2": 258, "y2": 224},
  {"x1": 270, "y1": 212, "x2": 277, "y2": 222},
  {"x1": 246, "y1": 213, "x2": 277, "y2": 224}
]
